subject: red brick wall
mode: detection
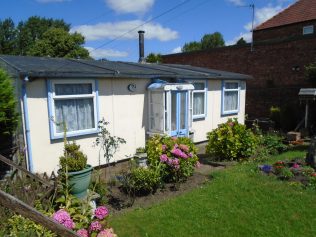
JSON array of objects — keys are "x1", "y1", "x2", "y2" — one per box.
[
  {"x1": 162, "y1": 36, "x2": 316, "y2": 127},
  {"x1": 254, "y1": 20, "x2": 316, "y2": 42}
]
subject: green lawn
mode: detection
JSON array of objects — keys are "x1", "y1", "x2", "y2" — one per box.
[{"x1": 110, "y1": 150, "x2": 316, "y2": 237}]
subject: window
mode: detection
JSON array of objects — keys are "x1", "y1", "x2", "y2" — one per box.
[
  {"x1": 222, "y1": 81, "x2": 240, "y2": 115},
  {"x1": 191, "y1": 81, "x2": 207, "y2": 119},
  {"x1": 303, "y1": 25, "x2": 314, "y2": 35},
  {"x1": 48, "y1": 80, "x2": 98, "y2": 139},
  {"x1": 148, "y1": 91, "x2": 164, "y2": 133}
]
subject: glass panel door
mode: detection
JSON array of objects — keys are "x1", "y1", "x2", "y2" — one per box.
[{"x1": 170, "y1": 91, "x2": 188, "y2": 137}]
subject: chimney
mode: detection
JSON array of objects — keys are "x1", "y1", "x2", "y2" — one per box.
[{"x1": 138, "y1": 30, "x2": 145, "y2": 63}]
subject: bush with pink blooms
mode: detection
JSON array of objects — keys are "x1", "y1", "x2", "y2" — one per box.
[
  {"x1": 147, "y1": 135, "x2": 199, "y2": 182},
  {"x1": 52, "y1": 205, "x2": 117, "y2": 237}
]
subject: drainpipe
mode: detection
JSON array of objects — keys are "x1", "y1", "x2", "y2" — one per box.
[
  {"x1": 21, "y1": 76, "x2": 33, "y2": 172},
  {"x1": 138, "y1": 30, "x2": 145, "y2": 63}
]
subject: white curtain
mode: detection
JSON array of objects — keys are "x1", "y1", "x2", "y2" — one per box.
[
  {"x1": 224, "y1": 91, "x2": 238, "y2": 111},
  {"x1": 193, "y1": 92, "x2": 205, "y2": 115}
]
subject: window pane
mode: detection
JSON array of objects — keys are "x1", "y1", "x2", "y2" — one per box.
[
  {"x1": 224, "y1": 91, "x2": 238, "y2": 111},
  {"x1": 193, "y1": 82, "x2": 205, "y2": 90},
  {"x1": 55, "y1": 83, "x2": 92, "y2": 95},
  {"x1": 225, "y1": 82, "x2": 238, "y2": 89},
  {"x1": 193, "y1": 92, "x2": 205, "y2": 116},
  {"x1": 171, "y1": 93, "x2": 177, "y2": 131},
  {"x1": 55, "y1": 98, "x2": 94, "y2": 133},
  {"x1": 179, "y1": 93, "x2": 186, "y2": 130}
]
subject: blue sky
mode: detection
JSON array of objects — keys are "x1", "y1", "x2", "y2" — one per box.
[{"x1": 2, "y1": 0, "x2": 296, "y2": 62}]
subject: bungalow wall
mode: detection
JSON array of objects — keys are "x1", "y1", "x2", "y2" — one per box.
[{"x1": 24, "y1": 78, "x2": 245, "y2": 173}]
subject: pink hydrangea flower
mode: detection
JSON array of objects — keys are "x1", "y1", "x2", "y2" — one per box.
[
  {"x1": 179, "y1": 144, "x2": 189, "y2": 152},
  {"x1": 173, "y1": 158, "x2": 180, "y2": 166},
  {"x1": 53, "y1": 209, "x2": 75, "y2": 229},
  {"x1": 160, "y1": 154, "x2": 168, "y2": 162},
  {"x1": 89, "y1": 221, "x2": 102, "y2": 232},
  {"x1": 77, "y1": 229, "x2": 89, "y2": 237},
  {"x1": 171, "y1": 147, "x2": 188, "y2": 158},
  {"x1": 95, "y1": 206, "x2": 109, "y2": 220},
  {"x1": 97, "y1": 228, "x2": 117, "y2": 237},
  {"x1": 161, "y1": 144, "x2": 167, "y2": 151}
]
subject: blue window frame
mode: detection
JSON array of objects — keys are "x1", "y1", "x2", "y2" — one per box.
[
  {"x1": 47, "y1": 79, "x2": 99, "y2": 139},
  {"x1": 190, "y1": 80, "x2": 207, "y2": 119},
  {"x1": 221, "y1": 81, "x2": 240, "y2": 115}
]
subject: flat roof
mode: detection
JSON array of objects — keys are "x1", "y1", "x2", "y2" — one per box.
[{"x1": 0, "y1": 55, "x2": 252, "y2": 81}]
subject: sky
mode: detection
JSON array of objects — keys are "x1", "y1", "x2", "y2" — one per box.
[{"x1": 2, "y1": 0, "x2": 297, "y2": 62}]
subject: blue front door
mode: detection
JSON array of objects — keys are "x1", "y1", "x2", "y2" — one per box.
[{"x1": 170, "y1": 91, "x2": 188, "y2": 137}]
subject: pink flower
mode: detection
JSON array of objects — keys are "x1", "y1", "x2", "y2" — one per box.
[
  {"x1": 95, "y1": 206, "x2": 109, "y2": 220},
  {"x1": 188, "y1": 152, "x2": 193, "y2": 158},
  {"x1": 53, "y1": 209, "x2": 75, "y2": 229},
  {"x1": 292, "y1": 163, "x2": 300, "y2": 169},
  {"x1": 97, "y1": 228, "x2": 117, "y2": 237},
  {"x1": 179, "y1": 144, "x2": 189, "y2": 152},
  {"x1": 89, "y1": 221, "x2": 102, "y2": 232},
  {"x1": 171, "y1": 147, "x2": 188, "y2": 159},
  {"x1": 161, "y1": 144, "x2": 167, "y2": 151},
  {"x1": 160, "y1": 154, "x2": 168, "y2": 162},
  {"x1": 173, "y1": 158, "x2": 180, "y2": 166},
  {"x1": 77, "y1": 229, "x2": 89, "y2": 237},
  {"x1": 228, "y1": 122, "x2": 234, "y2": 127}
]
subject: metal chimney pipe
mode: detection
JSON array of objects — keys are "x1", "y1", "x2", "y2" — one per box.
[{"x1": 138, "y1": 30, "x2": 145, "y2": 63}]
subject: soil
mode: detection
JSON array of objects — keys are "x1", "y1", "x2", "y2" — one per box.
[{"x1": 106, "y1": 163, "x2": 225, "y2": 215}]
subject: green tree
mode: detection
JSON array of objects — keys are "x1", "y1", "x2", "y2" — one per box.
[
  {"x1": 0, "y1": 18, "x2": 17, "y2": 54},
  {"x1": 0, "y1": 69, "x2": 19, "y2": 157},
  {"x1": 27, "y1": 28, "x2": 90, "y2": 59},
  {"x1": 16, "y1": 16, "x2": 70, "y2": 55},
  {"x1": 145, "y1": 53, "x2": 162, "y2": 63},
  {"x1": 236, "y1": 37, "x2": 247, "y2": 46},
  {"x1": 182, "y1": 41, "x2": 201, "y2": 52},
  {"x1": 200, "y1": 32, "x2": 225, "y2": 50}
]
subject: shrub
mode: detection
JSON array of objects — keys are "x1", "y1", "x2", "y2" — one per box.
[
  {"x1": 59, "y1": 142, "x2": 87, "y2": 172},
  {"x1": 260, "y1": 132, "x2": 287, "y2": 155},
  {"x1": 146, "y1": 135, "x2": 198, "y2": 183},
  {"x1": 279, "y1": 167, "x2": 294, "y2": 179},
  {"x1": 206, "y1": 118, "x2": 258, "y2": 161},
  {"x1": 121, "y1": 166, "x2": 161, "y2": 195}
]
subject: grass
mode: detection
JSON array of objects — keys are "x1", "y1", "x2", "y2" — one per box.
[{"x1": 110, "y1": 149, "x2": 316, "y2": 237}]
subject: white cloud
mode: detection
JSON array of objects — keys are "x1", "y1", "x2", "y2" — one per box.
[
  {"x1": 171, "y1": 46, "x2": 182, "y2": 54},
  {"x1": 85, "y1": 47, "x2": 128, "y2": 59},
  {"x1": 228, "y1": 4, "x2": 285, "y2": 45},
  {"x1": 36, "y1": 0, "x2": 68, "y2": 3},
  {"x1": 71, "y1": 20, "x2": 178, "y2": 42},
  {"x1": 105, "y1": 0, "x2": 154, "y2": 14},
  {"x1": 227, "y1": 0, "x2": 245, "y2": 7}
]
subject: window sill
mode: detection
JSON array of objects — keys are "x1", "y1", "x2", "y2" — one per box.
[
  {"x1": 50, "y1": 128, "x2": 99, "y2": 140},
  {"x1": 221, "y1": 111, "x2": 239, "y2": 117},
  {"x1": 193, "y1": 115, "x2": 206, "y2": 121}
]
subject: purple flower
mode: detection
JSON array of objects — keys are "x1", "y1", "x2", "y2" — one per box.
[
  {"x1": 95, "y1": 206, "x2": 109, "y2": 220},
  {"x1": 53, "y1": 209, "x2": 75, "y2": 229},
  {"x1": 77, "y1": 229, "x2": 89, "y2": 237},
  {"x1": 173, "y1": 158, "x2": 180, "y2": 166},
  {"x1": 89, "y1": 221, "x2": 102, "y2": 232},
  {"x1": 160, "y1": 154, "x2": 168, "y2": 162},
  {"x1": 188, "y1": 152, "x2": 193, "y2": 158},
  {"x1": 171, "y1": 148, "x2": 188, "y2": 159},
  {"x1": 179, "y1": 144, "x2": 189, "y2": 152},
  {"x1": 292, "y1": 163, "x2": 300, "y2": 169}
]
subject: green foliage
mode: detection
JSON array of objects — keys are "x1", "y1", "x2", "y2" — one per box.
[
  {"x1": 0, "y1": 69, "x2": 19, "y2": 155},
  {"x1": 308, "y1": 176, "x2": 316, "y2": 190},
  {"x1": 59, "y1": 142, "x2": 87, "y2": 172},
  {"x1": 0, "y1": 16, "x2": 89, "y2": 58},
  {"x1": 135, "y1": 147, "x2": 146, "y2": 154},
  {"x1": 279, "y1": 167, "x2": 294, "y2": 179},
  {"x1": 146, "y1": 135, "x2": 198, "y2": 183},
  {"x1": 260, "y1": 132, "x2": 287, "y2": 155},
  {"x1": 121, "y1": 166, "x2": 162, "y2": 195},
  {"x1": 145, "y1": 53, "x2": 162, "y2": 63},
  {"x1": 182, "y1": 32, "x2": 225, "y2": 52},
  {"x1": 206, "y1": 118, "x2": 258, "y2": 161},
  {"x1": 90, "y1": 180, "x2": 108, "y2": 205},
  {"x1": 236, "y1": 37, "x2": 247, "y2": 46},
  {"x1": 301, "y1": 167, "x2": 315, "y2": 177},
  {"x1": 305, "y1": 61, "x2": 316, "y2": 82},
  {"x1": 27, "y1": 28, "x2": 90, "y2": 59},
  {"x1": 182, "y1": 41, "x2": 201, "y2": 52}
]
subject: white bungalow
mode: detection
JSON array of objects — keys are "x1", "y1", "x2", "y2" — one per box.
[{"x1": 0, "y1": 54, "x2": 251, "y2": 174}]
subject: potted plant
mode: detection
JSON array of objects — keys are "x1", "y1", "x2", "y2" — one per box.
[
  {"x1": 59, "y1": 141, "x2": 93, "y2": 198},
  {"x1": 135, "y1": 147, "x2": 147, "y2": 168}
]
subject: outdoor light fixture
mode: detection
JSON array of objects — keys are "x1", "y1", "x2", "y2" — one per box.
[{"x1": 292, "y1": 66, "x2": 300, "y2": 71}]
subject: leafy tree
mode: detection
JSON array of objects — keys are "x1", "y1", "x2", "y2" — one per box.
[
  {"x1": 145, "y1": 53, "x2": 162, "y2": 63},
  {"x1": 236, "y1": 37, "x2": 247, "y2": 46},
  {"x1": 0, "y1": 69, "x2": 19, "y2": 157},
  {"x1": 0, "y1": 18, "x2": 17, "y2": 54},
  {"x1": 16, "y1": 16, "x2": 70, "y2": 55},
  {"x1": 27, "y1": 28, "x2": 90, "y2": 59},
  {"x1": 201, "y1": 32, "x2": 225, "y2": 50},
  {"x1": 182, "y1": 41, "x2": 201, "y2": 52}
]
